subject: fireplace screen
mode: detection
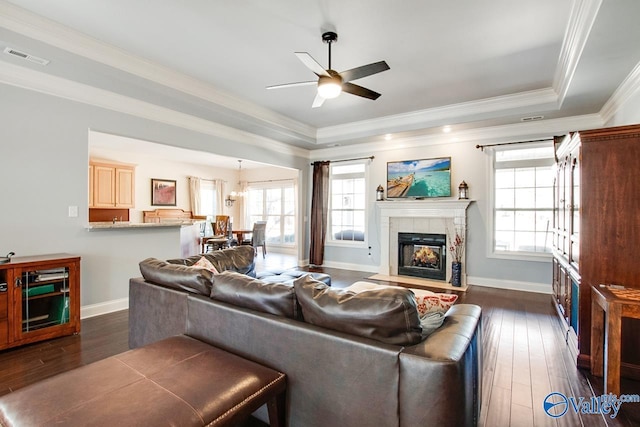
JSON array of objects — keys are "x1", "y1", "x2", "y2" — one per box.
[
  {"x1": 398, "y1": 232, "x2": 446, "y2": 281},
  {"x1": 410, "y1": 245, "x2": 441, "y2": 269}
]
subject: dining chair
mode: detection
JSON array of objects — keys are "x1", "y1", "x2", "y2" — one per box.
[
  {"x1": 205, "y1": 215, "x2": 231, "y2": 252},
  {"x1": 243, "y1": 221, "x2": 267, "y2": 258}
]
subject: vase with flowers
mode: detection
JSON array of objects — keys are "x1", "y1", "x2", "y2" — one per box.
[{"x1": 447, "y1": 225, "x2": 465, "y2": 287}]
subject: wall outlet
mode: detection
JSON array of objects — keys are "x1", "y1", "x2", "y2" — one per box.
[{"x1": 68, "y1": 205, "x2": 78, "y2": 217}]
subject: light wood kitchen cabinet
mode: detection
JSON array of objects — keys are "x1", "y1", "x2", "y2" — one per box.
[
  {"x1": 115, "y1": 167, "x2": 134, "y2": 207},
  {"x1": 88, "y1": 164, "x2": 94, "y2": 207},
  {"x1": 89, "y1": 160, "x2": 135, "y2": 208}
]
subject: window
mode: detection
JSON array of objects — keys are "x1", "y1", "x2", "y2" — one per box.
[
  {"x1": 199, "y1": 179, "x2": 218, "y2": 218},
  {"x1": 246, "y1": 182, "x2": 295, "y2": 245},
  {"x1": 491, "y1": 143, "x2": 554, "y2": 258},
  {"x1": 328, "y1": 162, "x2": 367, "y2": 244}
]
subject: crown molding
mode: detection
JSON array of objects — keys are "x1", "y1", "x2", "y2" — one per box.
[
  {"x1": 0, "y1": 60, "x2": 310, "y2": 158},
  {"x1": 599, "y1": 60, "x2": 640, "y2": 124},
  {"x1": 0, "y1": 0, "x2": 317, "y2": 142},
  {"x1": 310, "y1": 114, "x2": 603, "y2": 160},
  {"x1": 553, "y1": 0, "x2": 603, "y2": 106},
  {"x1": 316, "y1": 88, "x2": 559, "y2": 145}
]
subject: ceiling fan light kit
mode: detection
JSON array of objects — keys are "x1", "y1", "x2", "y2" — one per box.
[
  {"x1": 317, "y1": 74, "x2": 342, "y2": 99},
  {"x1": 267, "y1": 31, "x2": 389, "y2": 108}
]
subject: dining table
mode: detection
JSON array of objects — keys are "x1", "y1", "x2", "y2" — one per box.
[{"x1": 200, "y1": 230, "x2": 252, "y2": 253}]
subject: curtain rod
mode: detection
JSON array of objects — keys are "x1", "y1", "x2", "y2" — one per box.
[
  {"x1": 310, "y1": 155, "x2": 374, "y2": 165},
  {"x1": 247, "y1": 178, "x2": 294, "y2": 184},
  {"x1": 188, "y1": 175, "x2": 227, "y2": 183},
  {"x1": 475, "y1": 138, "x2": 553, "y2": 151}
]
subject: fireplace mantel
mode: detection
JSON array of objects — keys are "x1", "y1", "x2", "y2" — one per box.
[
  {"x1": 376, "y1": 200, "x2": 471, "y2": 218},
  {"x1": 376, "y1": 199, "x2": 472, "y2": 283}
]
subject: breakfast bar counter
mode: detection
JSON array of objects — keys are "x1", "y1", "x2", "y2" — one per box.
[
  {"x1": 86, "y1": 221, "x2": 199, "y2": 230},
  {"x1": 86, "y1": 222, "x2": 201, "y2": 258}
]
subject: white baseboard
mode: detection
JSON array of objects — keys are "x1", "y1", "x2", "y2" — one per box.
[
  {"x1": 81, "y1": 297, "x2": 129, "y2": 319},
  {"x1": 320, "y1": 260, "x2": 379, "y2": 274},
  {"x1": 467, "y1": 276, "x2": 552, "y2": 294}
]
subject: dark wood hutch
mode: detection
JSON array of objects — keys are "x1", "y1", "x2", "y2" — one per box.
[{"x1": 552, "y1": 124, "x2": 640, "y2": 378}]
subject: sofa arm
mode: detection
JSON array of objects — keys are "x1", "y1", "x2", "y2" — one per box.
[
  {"x1": 399, "y1": 304, "x2": 482, "y2": 427},
  {"x1": 129, "y1": 278, "x2": 189, "y2": 349}
]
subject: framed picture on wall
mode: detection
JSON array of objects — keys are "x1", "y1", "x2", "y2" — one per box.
[{"x1": 151, "y1": 178, "x2": 177, "y2": 206}]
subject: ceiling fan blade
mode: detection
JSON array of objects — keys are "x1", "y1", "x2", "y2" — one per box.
[
  {"x1": 295, "y1": 52, "x2": 330, "y2": 77},
  {"x1": 342, "y1": 82, "x2": 381, "y2": 100},
  {"x1": 312, "y1": 93, "x2": 326, "y2": 108},
  {"x1": 266, "y1": 81, "x2": 317, "y2": 90},
  {"x1": 339, "y1": 61, "x2": 390, "y2": 83}
]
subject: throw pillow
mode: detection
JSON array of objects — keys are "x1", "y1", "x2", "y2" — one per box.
[
  {"x1": 412, "y1": 289, "x2": 458, "y2": 317},
  {"x1": 294, "y1": 275, "x2": 422, "y2": 346},
  {"x1": 192, "y1": 256, "x2": 219, "y2": 274}
]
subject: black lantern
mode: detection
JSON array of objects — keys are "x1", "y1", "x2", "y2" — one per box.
[
  {"x1": 376, "y1": 185, "x2": 385, "y2": 201},
  {"x1": 458, "y1": 181, "x2": 469, "y2": 200}
]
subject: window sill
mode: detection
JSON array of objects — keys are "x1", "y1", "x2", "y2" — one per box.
[
  {"x1": 488, "y1": 251, "x2": 552, "y2": 263},
  {"x1": 326, "y1": 240, "x2": 368, "y2": 249}
]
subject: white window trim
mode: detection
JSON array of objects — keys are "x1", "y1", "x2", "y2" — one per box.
[
  {"x1": 246, "y1": 180, "x2": 296, "y2": 247},
  {"x1": 486, "y1": 142, "x2": 553, "y2": 263},
  {"x1": 325, "y1": 159, "x2": 370, "y2": 248}
]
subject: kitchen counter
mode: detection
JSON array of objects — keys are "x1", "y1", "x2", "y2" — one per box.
[{"x1": 86, "y1": 221, "x2": 200, "y2": 230}]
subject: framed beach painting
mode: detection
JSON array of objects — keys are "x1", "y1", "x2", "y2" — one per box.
[
  {"x1": 151, "y1": 178, "x2": 177, "y2": 206},
  {"x1": 386, "y1": 157, "x2": 451, "y2": 198}
]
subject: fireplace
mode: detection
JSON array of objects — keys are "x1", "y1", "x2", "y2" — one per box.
[{"x1": 398, "y1": 232, "x2": 447, "y2": 281}]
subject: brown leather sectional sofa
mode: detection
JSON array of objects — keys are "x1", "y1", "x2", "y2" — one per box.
[{"x1": 129, "y1": 246, "x2": 482, "y2": 427}]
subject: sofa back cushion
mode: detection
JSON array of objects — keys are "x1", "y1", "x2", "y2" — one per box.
[
  {"x1": 167, "y1": 245, "x2": 256, "y2": 277},
  {"x1": 294, "y1": 275, "x2": 422, "y2": 345},
  {"x1": 139, "y1": 258, "x2": 213, "y2": 295},
  {"x1": 210, "y1": 271, "x2": 299, "y2": 319}
]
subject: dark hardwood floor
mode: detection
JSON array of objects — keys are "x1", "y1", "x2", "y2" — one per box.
[{"x1": 0, "y1": 253, "x2": 638, "y2": 426}]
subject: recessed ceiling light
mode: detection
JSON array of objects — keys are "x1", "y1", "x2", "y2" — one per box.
[{"x1": 443, "y1": 126, "x2": 452, "y2": 133}]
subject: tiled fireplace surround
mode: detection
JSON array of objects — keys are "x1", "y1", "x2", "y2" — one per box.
[{"x1": 377, "y1": 200, "x2": 471, "y2": 286}]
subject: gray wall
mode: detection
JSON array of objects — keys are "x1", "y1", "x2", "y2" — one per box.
[
  {"x1": 0, "y1": 83, "x2": 309, "y2": 313},
  {"x1": 314, "y1": 138, "x2": 553, "y2": 292}
]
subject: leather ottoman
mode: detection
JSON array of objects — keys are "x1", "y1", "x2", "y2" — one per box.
[
  {"x1": 0, "y1": 335, "x2": 286, "y2": 427},
  {"x1": 256, "y1": 268, "x2": 331, "y2": 286}
]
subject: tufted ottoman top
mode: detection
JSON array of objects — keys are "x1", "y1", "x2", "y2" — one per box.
[{"x1": 256, "y1": 268, "x2": 331, "y2": 286}]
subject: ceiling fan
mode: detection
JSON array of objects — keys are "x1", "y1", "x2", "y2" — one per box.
[{"x1": 266, "y1": 31, "x2": 390, "y2": 108}]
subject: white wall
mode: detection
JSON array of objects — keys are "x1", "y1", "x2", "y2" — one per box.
[{"x1": 605, "y1": 88, "x2": 640, "y2": 127}]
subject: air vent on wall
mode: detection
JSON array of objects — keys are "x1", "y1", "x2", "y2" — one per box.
[
  {"x1": 520, "y1": 115, "x2": 544, "y2": 122},
  {"x1": 3, "y1": 47, "x2": 50, "y2": 65}
]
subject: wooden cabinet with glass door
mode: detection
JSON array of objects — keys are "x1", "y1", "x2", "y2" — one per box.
[
  {"x1": 0, "y1": 254, "x2": 80, "y2": 350},
  {"x1": 553, "y1": 124, "x2": 640, "y2": 372}
]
